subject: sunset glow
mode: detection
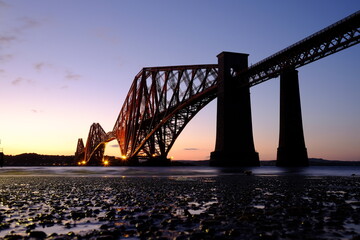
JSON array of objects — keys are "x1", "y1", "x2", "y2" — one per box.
[{"x1": 1, "y1": 0, "x2": 359, "y2": 161}]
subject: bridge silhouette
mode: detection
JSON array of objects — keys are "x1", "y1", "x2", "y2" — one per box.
[{"x1": 75, "y1": 11, "x2": 359, "y2": 167}]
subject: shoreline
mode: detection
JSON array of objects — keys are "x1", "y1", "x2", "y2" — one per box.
[
  {"x1": 0, "y1": 175, "x2": 359, "y2": 239},
  {"x1": 0, "y1": 165, "x2": 359, "y2": 178},
  {"x1": 3, "y1": 153, "x2": 360, "y2": 167}
]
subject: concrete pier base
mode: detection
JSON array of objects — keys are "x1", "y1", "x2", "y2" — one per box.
[
  {"x1": 276, "y1": 69, "x2": 309, "y2": 167},
  {"x1": 210, "y1": 52, "x2": 259, "y2": 167}
]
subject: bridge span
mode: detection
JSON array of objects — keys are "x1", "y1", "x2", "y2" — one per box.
[{"x1": 76, "y1": 11, "x2": 359, "y2": 166}]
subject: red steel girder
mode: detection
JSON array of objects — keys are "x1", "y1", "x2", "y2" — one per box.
[
  {"x1": 84, "y1": 123, "x2": 107, "y2": 165},
  {"x1": 112, "y1": 65, "x2": 218, "y2": 159},
  {"x1": 241, "y1": 10, "x2": 360, "y2": 86},
  {"x1": 74, "y1": 138, "x2": 85, "y2": 161},
  {"x1": 78, "y1": 11, "x2": 359, "y2": 163}
]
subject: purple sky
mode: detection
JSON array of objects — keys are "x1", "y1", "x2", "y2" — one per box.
[{"x1": 0, "y1": 0, "x2": 359, "y2": 160}]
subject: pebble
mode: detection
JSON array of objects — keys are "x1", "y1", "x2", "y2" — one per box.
[
  {"x1": 28, "y1": 231, "x2": 47, "y2": 239},
  {"x1": 0, "y1": 176, "x2": 359, "y2": 239}
]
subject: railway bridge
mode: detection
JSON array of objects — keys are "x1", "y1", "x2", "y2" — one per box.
[{"x1": 75, "y1": 11, "x2": 359, "y2": 167}]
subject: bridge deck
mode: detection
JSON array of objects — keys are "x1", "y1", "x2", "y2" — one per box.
[{"x1": 78, "y1": 11, "x2": 360, "y2": 164}]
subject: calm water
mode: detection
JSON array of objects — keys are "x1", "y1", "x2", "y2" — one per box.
[{"x1": 0, "y1": 165, "x2": 359, "y2": 177}]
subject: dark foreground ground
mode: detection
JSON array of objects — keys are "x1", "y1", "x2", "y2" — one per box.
[{"x1": 0, "y1": 175, "x2": 359, "y2": 240}]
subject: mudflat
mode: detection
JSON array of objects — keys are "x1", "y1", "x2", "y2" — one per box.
[{"x1": 0, "y1": 175, "x2": 359, "y2": 239}]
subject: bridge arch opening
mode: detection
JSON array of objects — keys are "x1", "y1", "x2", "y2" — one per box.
[
  {"x1": 103, "y1": 139, "x2": 123, "y2": 165},
  {"x1": 168, "y1": 100, "x2": 216, "y2": 161}
]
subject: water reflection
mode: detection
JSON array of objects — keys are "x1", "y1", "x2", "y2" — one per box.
[{"x1": 0, "y1": 166, "x2": 358, "y2": 177}]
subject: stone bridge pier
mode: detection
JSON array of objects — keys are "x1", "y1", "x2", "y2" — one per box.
[
  {"x1": 277, "y1": 69, "x2": 308, "y2": 167},
  {"x1": 210, "y1": 52, "x2": 308, "y2": 167},
  {"x1": 210, "y1": 52, "x2": 260, "y2": 166}
]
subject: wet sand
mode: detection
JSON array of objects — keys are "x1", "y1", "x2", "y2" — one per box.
[{"x1": 0, "y1": 175, "x2": 359, "y2": 239}]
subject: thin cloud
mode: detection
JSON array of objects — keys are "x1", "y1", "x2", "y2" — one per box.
[
  {"x1": 34, "y1": 62, "x2": 45, "y2": 72},
  {"x1": 110, "y1": 144, "x2": 119, "y2": 148},
  {"x1": 0, "y1": 36, "x2": 16, "y2": 44},
  {"x1": 19, "y1": 17, "x2": 41, "y2": 29},
  {"x1": 11, "y1": 77, "x2": 35, "y2": 86},
  {"x1": 0, "y1": 54, "x2": 13, "y2": 62},
  {"x1": 0, "y1": 0, "x2": 10, "y2": 7},
  {"x1": 11, "y1": 77, "x2": 23, "y2": 85},
  {"x1": 184, "y1": 148, "x2": 199, "y2": 151},
  {"x1": 34, "y1": 62, "x2": 52, "y2": 72},
  {"x1": 12, "y1": 17, "x2": 42, "y2": 35},
  {"x1": 31, "y1": 109, "x2": 43, "y2": 114},
  {"x1": 95, "y1": 28, "x2": 120, "y2": 45},
  {"x1": 1, "y1": 16, "x2": 42, "y2": 48},
  {"x1": 65, "y1": 71, "x2": 81, "y2": 81}
]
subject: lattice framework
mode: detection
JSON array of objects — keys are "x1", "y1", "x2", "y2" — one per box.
[
  {"x1": 243, "y1": 10, "x2": 360, "y2": 86},
  {"x1": 113, "y1": 65, "x2": 218, "y2": 159},
  {"x1": 77, "y1": 11, "x2": 359, "y2": 164},
  {"x1": 83, "y1": 123, "x2": 107, "y2": 165}
]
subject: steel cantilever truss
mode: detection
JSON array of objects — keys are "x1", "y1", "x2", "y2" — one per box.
[
  {"x1": 74, "y1": 138, "x2": 85, "y2": 161},
  {"x1": 113, "y1": 65, "x2": 218, "y2": 160},
  {"x1": 77, "y1": 11, "x2": 359, "y2": 164},
  {"x1": 242, "y1": 10, "x2": 360, "y2": 86},
  {"x1": 82, "y1": 123, "x2": 115, "y2": 165}
]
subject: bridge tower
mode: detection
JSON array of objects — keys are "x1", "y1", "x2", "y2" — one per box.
[
  {"x1": 210, "y1": 52, "x2": 260, "y2": 166},
  {"x1": 74, "y1": 138, "x2": 85, "y2": 163},
  {"x1": 277, "y1": 69, "x2": 308, "y2": 166}
]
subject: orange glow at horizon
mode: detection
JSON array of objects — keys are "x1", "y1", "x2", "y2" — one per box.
[{"x1": 0, "y1": 1, "x2": 358, "y2": 162}]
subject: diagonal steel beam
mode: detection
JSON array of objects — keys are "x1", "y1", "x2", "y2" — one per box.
[{"x1": 241, "y1": 10, "x2": 360, "y2": 86}]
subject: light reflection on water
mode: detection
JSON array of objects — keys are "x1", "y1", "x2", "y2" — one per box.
[
  {"x1": 0, "y1": 166, "x2": 359, "y2": 177},
  {"x1": 0, "y1": 166, "x2": 359, "y2": 238}
]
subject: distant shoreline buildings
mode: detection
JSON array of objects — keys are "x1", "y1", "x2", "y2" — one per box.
[{"x1": 1, "y1": 153, "x2": 360, "y2": 167}]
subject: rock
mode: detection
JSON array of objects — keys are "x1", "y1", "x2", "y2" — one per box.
[
  {"x1": 244, "y1": 170, "x2": 252, "y2": 176},
  {"x1": 4, "y1": 235, "x2": 23, "y2": 240},
  {"x1": 29, "y1": 231, "x2": 47, "y2": 239},
  {"x1": 70, "y1": 210, "x2": 85, "y2": 220},
  {"x1": 96, "y1": 236, "x2": 114, "y2": 240},
  {"x1": 100, "y1": 224, "x2": 110, "y2": 229},
  {"x1": 25, "y1": 223, "x2": 37, "y2": 230},
  {"x1": 0, "y1": 222, "x2": 10, "y2": 230}
]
